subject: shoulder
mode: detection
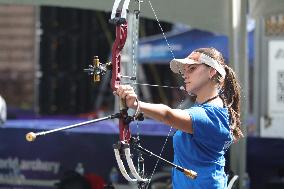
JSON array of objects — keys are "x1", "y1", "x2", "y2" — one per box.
[
  {"x1": 202, "y1": 104, "x2": 229, "y2": 126},
  {"x1": 185, "y1": 104, "x2": 230, "y2": 129},
  {"x1": 186, "y1": 104, "x2": 228, "y2": 118},
  {"x1": 185, "y1": 104, "x2": 232, "y2": 145}
]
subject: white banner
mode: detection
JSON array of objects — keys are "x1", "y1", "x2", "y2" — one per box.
[
  {"x1": 268, "y1": 40, "x2": 284, "y2": 114},
  {"x1": 261, "y1": 40, "x2": 284, "y2": 138}
]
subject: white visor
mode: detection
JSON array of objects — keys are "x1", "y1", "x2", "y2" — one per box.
[{"x1": 170, "y1": 52, "x2": 226, "y2": 78}]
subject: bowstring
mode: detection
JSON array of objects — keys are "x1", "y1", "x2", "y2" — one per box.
[
  {"x1": 148, "y1": 0, "x2": 175, "y2": 60},
  {"x1": 145, "y1": 0, "x2": 180, "y2": 188}
]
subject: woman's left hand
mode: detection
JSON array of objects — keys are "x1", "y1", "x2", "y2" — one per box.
[{"x1": 115, "y1": 85, "x2": 138, "y2": 109}]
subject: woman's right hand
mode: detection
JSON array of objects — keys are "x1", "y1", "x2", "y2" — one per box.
[{"x1": 115, "y1": 85, "x2": 138, "y2": 109}]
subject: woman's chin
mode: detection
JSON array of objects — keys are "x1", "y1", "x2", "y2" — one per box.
[
  {"x1": 186, "y1": 88, "x2": 197, "y2": 96},
  {"x1": 185, "y1": 86, "x2": 193, "y2": 93},
  {"x1": 186, "y1": 89, "x2": 195, "y2": 95}
]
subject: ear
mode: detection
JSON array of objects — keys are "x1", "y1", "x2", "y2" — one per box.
[{"x1": 209, "y1": 68, "x2": 217, "y2": 79}]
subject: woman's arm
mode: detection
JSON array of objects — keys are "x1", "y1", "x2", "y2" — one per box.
[
  {"x1": 139, "y1": 102, "x2": 193, "y2": 133},
  {"x1": 115, "y1": 85, "x2": 193, "y2": 133}
]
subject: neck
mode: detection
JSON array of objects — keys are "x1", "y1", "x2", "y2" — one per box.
[{"x1": 195, "y1": 86, "x2": 219, "y2": 104}]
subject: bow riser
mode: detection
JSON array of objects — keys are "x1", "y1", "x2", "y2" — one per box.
[
  {"x1": 111, "y1": 23, "x2": 127, "y2": 91},
  {"x1": 111, "y1": 18, "x2": 131, "y2": 142}
]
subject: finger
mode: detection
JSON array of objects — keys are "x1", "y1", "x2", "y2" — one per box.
[
  {"x1": 116, "y1": 86, "x2": 125, "y2": 97},
  {"x1": 117, "y1": 85, "x2": 133, "y2": 97},
  {"x1": 116, "y1": 85, "x2": 127, "y2": 96},
  {"x1": 121, "y1": 85, "x2": 133, "y2": 91},
  {"x1": 125, "y1": 93, "x2": 137, "y2": 101},
  {"x1": 121, "y1": 90, "x2": 132, "y2": 99}
]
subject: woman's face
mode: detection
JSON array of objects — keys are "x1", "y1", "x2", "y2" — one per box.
[{"x1": 183, "y1": 64, "x2": 211, "y2": 94}]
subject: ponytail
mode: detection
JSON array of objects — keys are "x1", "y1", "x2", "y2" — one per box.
[{"x1": 220, "y1": 65, "x2": 243, "y2": 141}]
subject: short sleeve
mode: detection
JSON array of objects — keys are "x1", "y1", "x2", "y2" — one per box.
[{"x1": 186, "y1": 106, "x2": 230, "y2": 148}]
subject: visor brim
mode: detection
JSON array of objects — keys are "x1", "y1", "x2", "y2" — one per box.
[{"x1": 170, "y1": 58, "x2": 199, "y2": 74}]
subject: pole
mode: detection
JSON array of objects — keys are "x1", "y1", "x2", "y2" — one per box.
[{"x1": 229, "y1": 0, "x2": 249, "y2": 188}]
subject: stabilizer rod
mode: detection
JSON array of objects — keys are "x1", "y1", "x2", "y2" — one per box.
[
  {"x1": 130, "y1": 138, "x2": 197, "y2": 179},
  {"x1": 26, "y1": 113, "x2": 120, "y2": 142}
]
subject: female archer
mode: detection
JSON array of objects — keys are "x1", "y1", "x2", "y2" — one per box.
[{"x1": 115, "y1": 47, "x2": 243, "y2": 189}]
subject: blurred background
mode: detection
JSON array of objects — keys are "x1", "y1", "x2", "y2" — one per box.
[{"x1": 0, "y1": 0, "x2": 283, "y2": 189}]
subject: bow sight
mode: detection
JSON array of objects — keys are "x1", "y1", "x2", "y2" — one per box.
[{"x1": 84, "y1": 56, "x2": 112, "y2": 82}]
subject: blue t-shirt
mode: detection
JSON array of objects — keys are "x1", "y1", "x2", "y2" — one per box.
[{"x1": 172, "y1": 103, "x2": 233, "y2": 189}]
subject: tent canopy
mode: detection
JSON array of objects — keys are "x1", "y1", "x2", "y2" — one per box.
[
  {"x1": 0, "y1": 0, "x2": 283, "y2": 35},
  {"x1": 0, "y1": 0, "x2": 230, "y2": 35},
  {"x1": 139, "y1": 29, "x2": 254, "y2": 64}
]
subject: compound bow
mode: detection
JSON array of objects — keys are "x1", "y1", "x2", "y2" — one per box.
[{"x1": 25, "y1": 0, "x2": 197, "y2": 188}]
